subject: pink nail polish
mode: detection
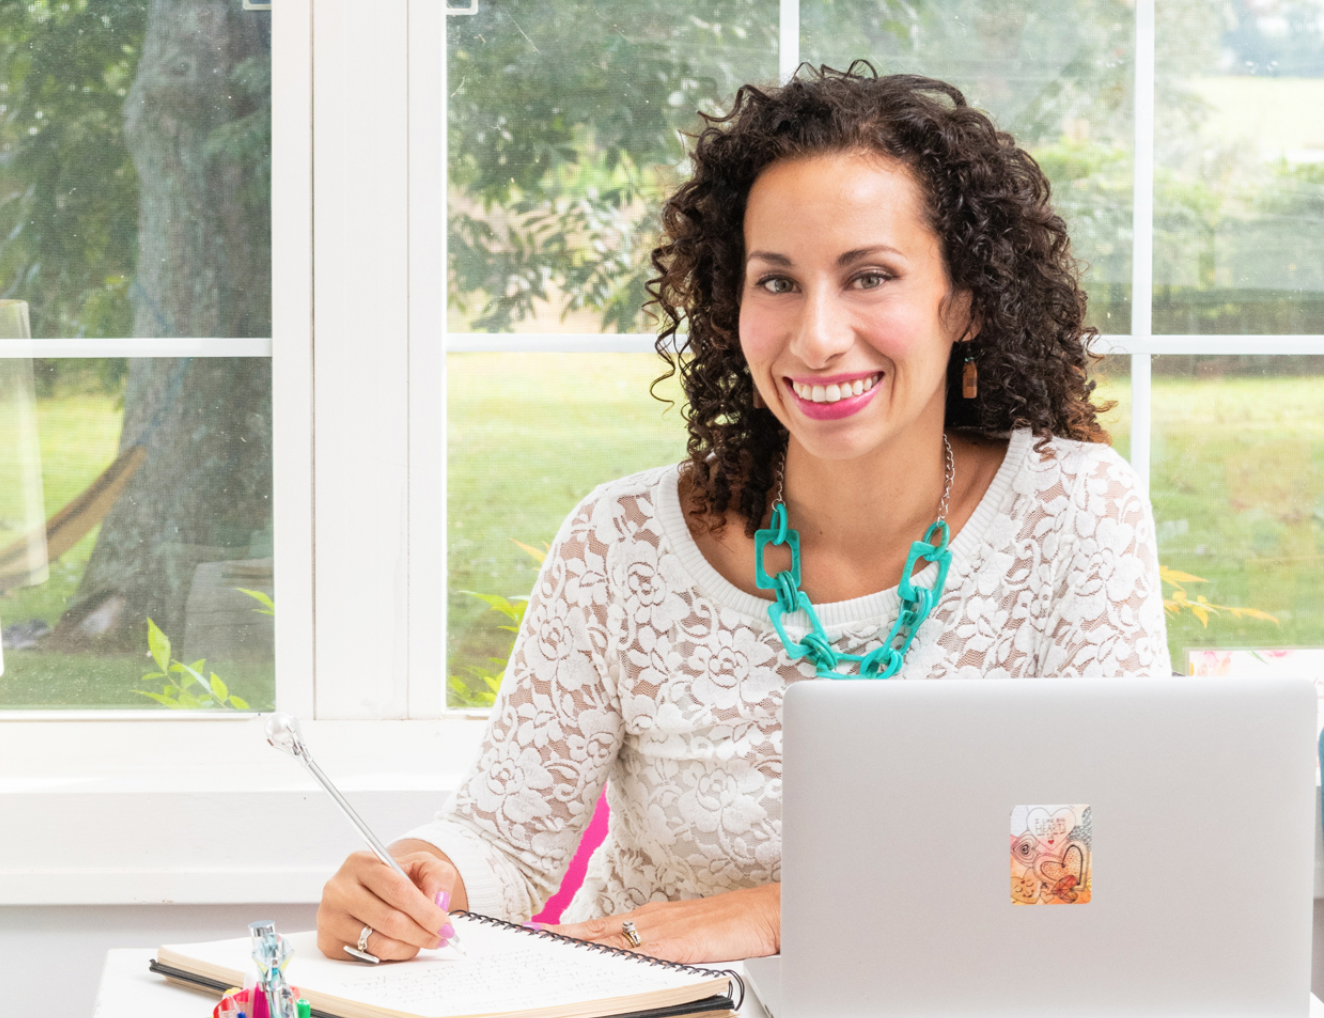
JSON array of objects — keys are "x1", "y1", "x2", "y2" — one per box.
[
  {"x1": 523, "y1": 921, "x2": 544, "y2": 931},
  {"x1": 435, "y1": 890, "x2": 450, "y2": 911},
  {"x1": 437, "y1": 937, "x2": 450, "y2": 949},
  {"x1": 441, "y1": 923, "x2": 455, "y2": 939}
]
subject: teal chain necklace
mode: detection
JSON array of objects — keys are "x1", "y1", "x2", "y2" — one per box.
[{"x1": 754, "y1": 435, "x2": 955, "y2": 680}]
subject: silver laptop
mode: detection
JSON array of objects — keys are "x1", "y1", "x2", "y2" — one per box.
[{"x1": 748, "y1": 676, "x2": 1317, "y2": 1018}]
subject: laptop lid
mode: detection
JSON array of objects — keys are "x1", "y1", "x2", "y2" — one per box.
[{"x1": 781, "y1": 676, "x2": 1317, "y2": 1018}]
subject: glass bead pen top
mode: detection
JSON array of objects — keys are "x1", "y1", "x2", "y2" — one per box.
[{"x1": 263, "y1": 713, "x2": 468, "y2": 958}]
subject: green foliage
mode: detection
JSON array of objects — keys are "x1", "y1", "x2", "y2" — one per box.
[
  {"x1": 447, "y1": 0, "x2": 776, "y2": 332},
  {"x1": 135, "y1": 618, "x2": 251, "y2": 711},
  {"x1": 447, "y1": 540, "x2": 547, "y2": 708},
  {"x1": 0, "y1": 0, "x2": 147, "y2": 338},
  {"x1": 236, "y1": 586, "x2": 274, "y2": 616},
  {"x1": 1160, "y1": 565, "x2": 1279, "y2": 628},
  {"x1": 447, "y1": 592, "x2": 529, "y2": 709}
]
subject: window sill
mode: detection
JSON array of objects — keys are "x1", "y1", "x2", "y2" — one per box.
[{"x1": 0, "y1": 716, "x2": 487, "y2": 905}]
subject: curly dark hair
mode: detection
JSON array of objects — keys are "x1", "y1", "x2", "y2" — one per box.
[{"x1": 649, "y1": 63, "x2": 1112, "y2": 536}]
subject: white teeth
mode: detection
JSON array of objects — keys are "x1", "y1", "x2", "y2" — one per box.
[{"x1": 794, "y1": 374, "x2": 881, "y2": 404}]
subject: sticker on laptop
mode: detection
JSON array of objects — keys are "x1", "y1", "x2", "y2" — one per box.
[{"x1": 1010, "y1": 804, "x2": 1091, "y2": 905}]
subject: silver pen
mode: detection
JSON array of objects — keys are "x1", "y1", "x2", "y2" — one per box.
[{"x1": 264, "y1": 712, "x2": 467, "y2": 960}]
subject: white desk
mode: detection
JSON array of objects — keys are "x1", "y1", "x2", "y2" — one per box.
[{"x1": 93, "y1": 948, "x2": 771, "y2": 1018}]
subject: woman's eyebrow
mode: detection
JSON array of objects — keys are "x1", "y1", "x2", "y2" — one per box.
[
  {"x1": 745, "y1": 250, "x2": 793, "y2": 266},
  {"x1": 837, "y1": 244, "x2": 903, "y2": 266}
]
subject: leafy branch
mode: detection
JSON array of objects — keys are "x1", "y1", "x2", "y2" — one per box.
[
  {"x1": 448, "y1": 541, "x2": 548, "y2": 708},
  {"x1": 134, "y1": 589, "x2": 272, "y2": 710},
  {"x1": 135, "y1": 618, "x2": 250, "y2": 710},
  {"x1": 1160, "y1": 565, "x2": 1279, "y2": 628}
]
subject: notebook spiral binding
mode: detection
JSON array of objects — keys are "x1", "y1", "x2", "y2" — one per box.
[{"x1": 453, "y1": 910, "x2": 746, "y2": 1011}]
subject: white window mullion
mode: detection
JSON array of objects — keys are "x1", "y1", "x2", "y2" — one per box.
[
  {"x1": 779, "y1": 0, "x2": 799, "y2": 83},
  {"x1": 1129, "y1": 0, "x2": 1156, "y2": 498},
  {"x1": 312, "y1": 0, "x2": 412, "y2": 719},
  {"x1": 0, "y1": 338, "x2": 272, "y2": 358},
  {"x1": 271, "y1": 0, "x2": 316, "y2": 719},
  {"x1": 407, "y1": 0, "x2": 446, "y2": 718}
]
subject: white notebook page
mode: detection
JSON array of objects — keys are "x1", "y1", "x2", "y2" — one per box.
[{"x1": 162, "y1": 917, "x2": 730, "y2": 1018}]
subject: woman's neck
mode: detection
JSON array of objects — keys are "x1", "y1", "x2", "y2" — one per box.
[{"x1": 779, "y1": 424, "x2": 950, "y2": 560}]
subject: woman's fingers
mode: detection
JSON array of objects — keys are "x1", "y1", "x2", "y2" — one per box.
[
  {"x1": 318, "y1": 911, "x2": 420, "y2": 962},
  {"x1": 358, "y1": 852, "x2": 455, "y2": 942},
  {"x1": 552, "y1": 913, "x2": 645, "y2": 953},
  {"x1": 317, "y1": 849, "x2": 460, "y2": 961}
]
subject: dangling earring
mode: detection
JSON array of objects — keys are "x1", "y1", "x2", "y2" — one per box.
[
  {"x1": 962, "y1": 353, "x2": 978, "y2": 399},
  {"x1": 752, "y1": 385, "x2": 766, "y2": 409}
]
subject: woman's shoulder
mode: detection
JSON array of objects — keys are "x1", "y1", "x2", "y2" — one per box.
[
  {"x1": 557, "y1": 463, "x2": 681, "y2": 539},
  {"x1": 1009, "y1": 429, "x2": 1139, "y2": 489},
  {"x1": 1002, "y1": 429, "x2": 1145, "y2": 524}
]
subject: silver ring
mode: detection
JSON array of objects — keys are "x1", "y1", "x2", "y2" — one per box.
[
  {"x1": 343, "y1": 925, "x2": 381, "y2": 964},
  {"x1": 621, "y1": 920, "x2": 641, "y2": 948}
]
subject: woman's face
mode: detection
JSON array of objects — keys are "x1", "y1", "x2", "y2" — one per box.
[{"x1": 739, "y1": 151, "x2": 973, "y2": 463}]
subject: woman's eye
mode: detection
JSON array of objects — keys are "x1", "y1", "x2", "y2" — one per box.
[
  {"x1": 853, "y1": 272, "x2": 888, "y2": 290},
  {"x1": 759, "y1": 277, "x2": 795, "y2": 295}
]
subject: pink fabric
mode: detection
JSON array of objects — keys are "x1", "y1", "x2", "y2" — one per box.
[{"x1": 531, "y1": 789, "x2": 610, "y2": 924}]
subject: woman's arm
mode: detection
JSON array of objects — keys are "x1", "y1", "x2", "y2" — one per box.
[
  {"x1": 317, "y1": 488, "x2": 624, "y2": 956},
  {"x1": 1040, "y1": 449, "x2": 1172, "y2": 677},
  {"x1": 552, "y1": 882, "x2": 781, "y2": 964}
]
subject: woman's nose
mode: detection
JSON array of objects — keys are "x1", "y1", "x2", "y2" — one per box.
[{"x1": 789, "y1": 287, "x2": 853, "y2": 367}]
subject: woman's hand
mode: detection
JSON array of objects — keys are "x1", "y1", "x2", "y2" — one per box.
[
  {"x1": 549, "y1": 883, "x2": 780, "y2": 965},
  {"x1": 317, "y1": 841, "x2": 467, "y2": 962}
]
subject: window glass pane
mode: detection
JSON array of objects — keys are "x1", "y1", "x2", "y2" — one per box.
[
  {"x1": 1151, "y1": 356, "x2": 1324, "y2": 672},
  {"x1": 447, "y1": 353, "x2": 686, "y2": 707},
  {"x1": 800, "y1": 0, "x2": 1135, "y2": 334},
  {"x1": 447, "y1": 1, "x2": 778, "y2": 335},
  {"x1": 0, "y1": 1, "x2": 271, "y2": 339},
  {"x1": 1091, "y1": 353, "x2": 1131, "y2": 462},
  {"x1": 0, "y1": 357, "x2": 273, "y2": 710},
  {"x1": 1154, "y1": 0, "x2": 1324, "y2": 334}
]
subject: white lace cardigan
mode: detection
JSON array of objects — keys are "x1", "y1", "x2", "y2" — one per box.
[{"x1": 406, "y1": 429, "x2": 1171, "y2": 922}]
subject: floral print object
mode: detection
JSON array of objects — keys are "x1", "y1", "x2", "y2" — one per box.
[
  {"x1": 406, "y1": 430, "x2": 1169, "y2": 923},
  {"x1": 1011, "y1": 804, "x2": 1092, "y2": 904}
]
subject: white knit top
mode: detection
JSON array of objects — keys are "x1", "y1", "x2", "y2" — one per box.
[{"x1": 407, "y1": 430, "x2": 1171, "y2": 922}]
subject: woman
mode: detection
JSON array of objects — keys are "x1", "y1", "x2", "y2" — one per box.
[{"x1": 317, "y1": 66, "x2": 1170, "y2": 967}]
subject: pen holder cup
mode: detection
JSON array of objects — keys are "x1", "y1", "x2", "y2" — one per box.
[{"x1": 213, "y1": 985, "x2": 307, "y2": 1018}]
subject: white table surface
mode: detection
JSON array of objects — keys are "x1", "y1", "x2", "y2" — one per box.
[{"x1": 93, "y1": 948, "x2": 771, "y2": 1018}]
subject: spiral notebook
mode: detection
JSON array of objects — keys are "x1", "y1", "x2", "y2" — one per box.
[{"x1": 150, "y1": 911, "x2": 743, "y2": 1018}]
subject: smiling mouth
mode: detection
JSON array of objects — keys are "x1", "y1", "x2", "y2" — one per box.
[{"x1": 789, "y1": 373, "x2": 882, "y2": 405}]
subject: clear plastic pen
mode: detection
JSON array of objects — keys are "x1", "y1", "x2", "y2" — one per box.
[{"x1": 264, "y1": 712, "x2": 468, "y2": 957}]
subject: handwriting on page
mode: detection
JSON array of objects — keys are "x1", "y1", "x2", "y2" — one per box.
[{"x1": 313, "y1": 938, "x2": 713, "y2": 1018}]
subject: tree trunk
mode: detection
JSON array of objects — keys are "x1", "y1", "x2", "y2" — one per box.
[{"x1": 56, "y1": 0, "x2": 272, "y2": 653}]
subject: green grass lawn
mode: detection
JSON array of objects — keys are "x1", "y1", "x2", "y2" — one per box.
[{"x1": 1150, "y1": 374, "x2": 1324, "y2": 665}]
